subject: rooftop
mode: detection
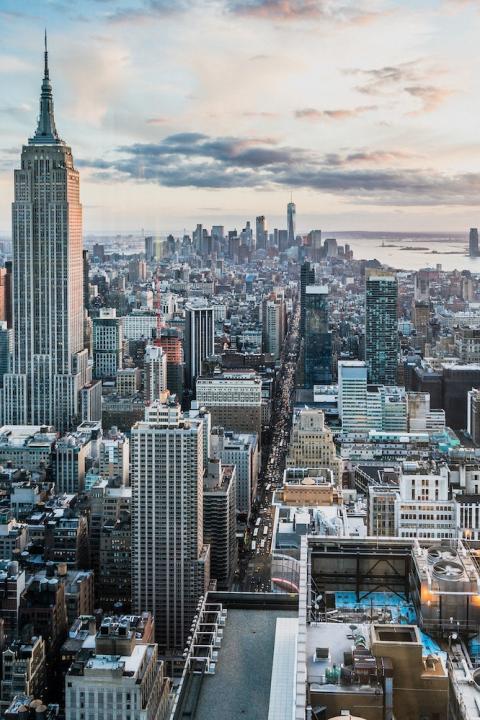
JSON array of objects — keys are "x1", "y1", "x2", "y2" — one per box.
[{"x1": 193, "y1": 608, "x2": 297, "y2": 720}]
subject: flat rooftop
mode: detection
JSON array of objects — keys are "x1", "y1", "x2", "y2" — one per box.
[
  {"x1": 306, "y1": 623, "x2": 377, "y2": 694},
  {"x1": 193, "y1": 608, "x2": 297, "y2": 720}
]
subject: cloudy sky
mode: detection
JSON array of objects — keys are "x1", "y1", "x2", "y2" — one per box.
[{"x1": 1, "y1": 0, "x2": 480, "y2": 234}]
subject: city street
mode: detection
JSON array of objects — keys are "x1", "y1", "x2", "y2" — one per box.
[{"x1": 238, "y1": 301, "x2": 301, "y2": 590}]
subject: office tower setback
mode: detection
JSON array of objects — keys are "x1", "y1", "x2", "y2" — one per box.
[
  {"x1": 470, "y1": 227, "x2": 479, "y2": 258},
  {"x1": 184, "y1": 299, "x2": 215, "y2": 390},
  {"x1": 304, "y1": 286, "x2": 332, "y2": 387},
  {"x1": 0, "y1": 322, "x2": 12, "y2": 387},
  {"x1": 93, "y1": 309, "x2": 123, "y2": 379},
  {"x1": 3, "y1": 39, "x2": 88, "y2": 430},
  {"x1": 131, "y1": 400, "x2": 210, "y2": 650},
  {"x1": 365, "y1": 269, "x2": 398, "y2": 385},
  {"x1": 286, "y1": 408, "x2": 342, "y2": 483},
  {"x1": 287, "y1": 200, "x2": 296, "y2": 246}
]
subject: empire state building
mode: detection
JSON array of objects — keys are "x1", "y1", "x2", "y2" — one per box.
[{"x1": 2, "y1": 36, "x2": 90, "y2": 430}]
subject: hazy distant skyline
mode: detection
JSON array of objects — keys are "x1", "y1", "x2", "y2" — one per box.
[{"x1": 2, "y1": 0, "x2": 480, "y2": 233}]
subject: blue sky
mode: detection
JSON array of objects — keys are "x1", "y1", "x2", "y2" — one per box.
[{"x1": 1, "y1": 0, "x2": 480, "y2": 233}]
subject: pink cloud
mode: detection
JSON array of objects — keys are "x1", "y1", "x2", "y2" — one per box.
[{"x1": 295, "y1": 105, "x2": 378, "y2": 121}]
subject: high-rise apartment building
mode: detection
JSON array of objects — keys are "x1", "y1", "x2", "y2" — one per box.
[
  {"x1": 144, "y1": 345, "x2": 167, "y2": 403},
  {"x1": 470, "y1": 227, "x2": 479, "y2": 258},
  {"x1": 262, "y1": 294, "x2": 286, "y2": 361},
  {"x1": 304, "y1": 285, "x2": 332, "y2": 387},
  {"x1": 203, "y1": 459, "x2": 237, "y2": 589},
  {"x1": 365, "y1": 269, "x2": 398, "y2": 385},
  {"x1": 131, "y1": 401, "x2": 210, "y2": 650},
  {"x1": 287, "y1": 200, "x2": 296, "y2": 246},
  {"x1": 184, "y1": 299, "x2": 214, "y2": 390},
  {"x1": 3, "y1": 39, "x2": 88, "y2": 430},
  {"x1": 93, "y1": 309, "x2": 123, "y2": 379}
]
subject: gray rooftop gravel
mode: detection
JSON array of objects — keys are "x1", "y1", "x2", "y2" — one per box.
[{"x1": 194, "y1": 608, "x2": 297, "y2": 720}]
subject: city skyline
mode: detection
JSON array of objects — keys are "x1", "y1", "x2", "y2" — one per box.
[{"x1": 1, "y1": 0, "x2": 480, "y2": 234}]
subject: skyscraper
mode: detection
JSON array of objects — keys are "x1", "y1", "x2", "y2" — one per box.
[
  {"x1": 414, "y1": 270, "x2": 430, "y2": 302},
  {"x1": 304, "y1": 286, "x2": 332, "y2": 387},
  {"x1": 131, "y1": 400, "x2": 210, "y2": 650},
  {"x1": 470, "y1": 228, "x2": 479, "y2": 258},
  {"x1": 203, "y1": 459, "x2": 237, "y2": 590},
  {"x1": 262, "y1": 294, "x2": 286, "y2": 361},
  {"x1": 300, "y1": 261, "x2": 315, "y2": 336},
  {"x1": 365, "y1": 269, "x2": 398, "y2": 385},
  {"x1": 338, "y1": 360, "x2": 369, "y2": 433},
  {"x1": 287, "y1": 199, "x2": 296, "y2": 247},
  {"x1": 184, "y1": 299, "x2": 215, "y2": 389},
  {"x1": 307, "y1": 230, "x2": 322, "y2": 262},
  {"x1": 3, "y1": 37, "x2": 88, "y2": 429},
  {"x1": 255, "y1": 215, "x2": 267, "y2": 250}
]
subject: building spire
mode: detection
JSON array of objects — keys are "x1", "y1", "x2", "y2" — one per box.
[
  {"x1": 44, "y1": 29, "x2": 49, "y2": 79},
  {"x1": 29, "y1": 31, "x2": 62, "y2": 145}
]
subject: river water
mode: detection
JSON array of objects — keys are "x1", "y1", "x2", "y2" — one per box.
[{"x1": 328, "y1": 231, "x2": 478, "y2": 272}]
